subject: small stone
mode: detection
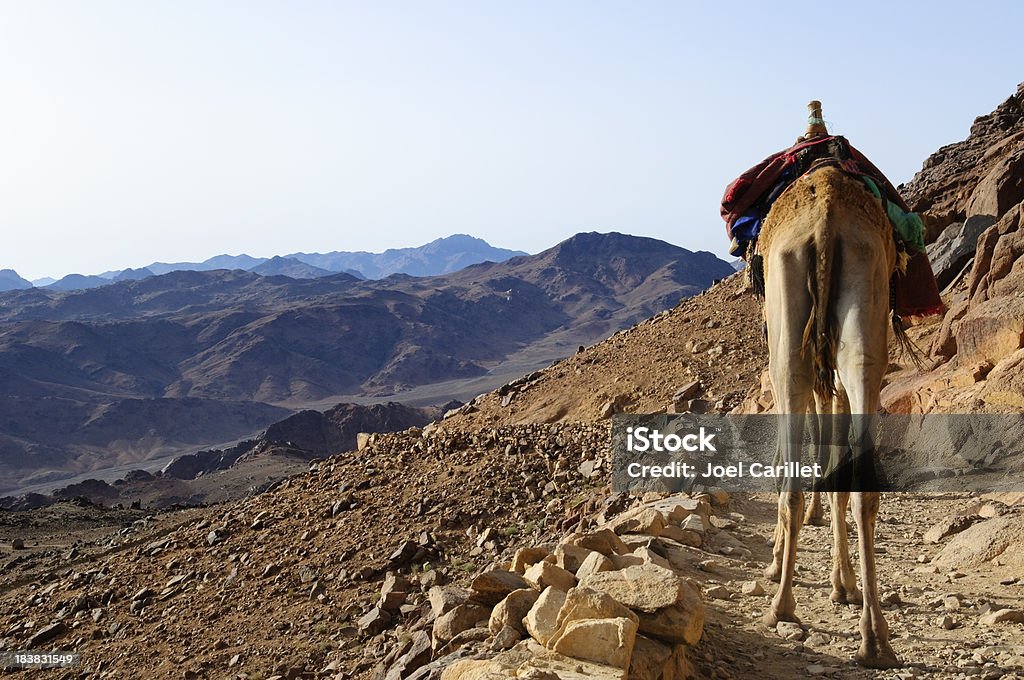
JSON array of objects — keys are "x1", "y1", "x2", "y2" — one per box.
[
  {"x1": 980, "y1": 608, "x2": 1024, "y2": 625},
  {"x1": 228, "y1": 654, "x2": 241, "y2": 667},
  {"x1": 705, "y1": 585, "x2": 731, "y2": 600},
  {"x1": 936, "y1": 615, "x2": 957, "y2": 630},
  {"x1": 741, "y1": 581, "x2": 765, "y2": 596},
  {"x1": 132, "y1": 588, "x2": 155, "y2": 602},
  {"x1": 357, "y1": 606, "x2": 391, "y2": 635},
  {"x1": 881, "y1": 591, "x2": 902, "y2": 606},
  {"x1": 776, "y1": 621, "x2": 804, "y2": 641},
  {"x1": 806, "y1": 665, "x2": 826, "y2": 676},
  {"x1": 923, "y1": 515, "x2": 978, "y2": 543},
  {"x1": 25, "y1": 622, "x2": 68, "y2": 648},
  {"x1": 943, "y1": 595, "x2": 963, "y2": 610},
  {"x1": 804, "y1": 632, "x2": 830, "y2": 648}
]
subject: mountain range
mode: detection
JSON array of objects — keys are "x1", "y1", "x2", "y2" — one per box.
[
  {"x1": 0, "y1": 231, "x2": 733, "y2": 493},
  {"x1": 6, "y1": 234, "x2": 527, "y2": 291}
]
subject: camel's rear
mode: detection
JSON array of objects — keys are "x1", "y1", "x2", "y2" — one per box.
[{"x1": 760, "y1": 166, "x2": 896, "y2": 411}]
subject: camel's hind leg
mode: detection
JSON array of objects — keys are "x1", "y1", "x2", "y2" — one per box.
[
  {"x1": 762, "y1": 250, "x2": 813, "y2": 625},
  {"x1": 834, "y1": 261, "x2": 901, "y2": 669},
  {"x1": 802, "y1": 390, "x2": 831, "y2": 527},
  {"x1": 828, "y1": 490, "x2": 861, "y2": 605}
]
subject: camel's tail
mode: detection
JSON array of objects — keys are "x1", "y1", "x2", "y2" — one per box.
[{"x1": 802, "y1": 219, "x2": 840, "y2": 399}]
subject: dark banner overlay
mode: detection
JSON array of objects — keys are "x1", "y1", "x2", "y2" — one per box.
[{"x1": 611, "y1": 414, "x2": 1024, "y2": 493}]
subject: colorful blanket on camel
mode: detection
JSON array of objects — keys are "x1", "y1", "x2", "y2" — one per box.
[{"x1": 721, "y1": 135, "x2": 945, "y2": 318}]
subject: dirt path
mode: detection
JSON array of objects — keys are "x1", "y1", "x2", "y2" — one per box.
[{"x1": 688, "y1": 493, "x2": 1024, "y2": 679}]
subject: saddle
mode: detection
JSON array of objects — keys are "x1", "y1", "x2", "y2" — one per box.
[{"x1": 722, "y1": 135, "x2": 944, "y2": 318}]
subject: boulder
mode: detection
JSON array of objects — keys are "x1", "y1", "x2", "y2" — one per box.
[
  {"x1": 383, "y1": 630, "x2": 432, "y2": 680},
  {"x1": 955, "y1": 295, "x2": 1024, "y2": 365},
  {"x1": 358, "y1": 607, "x2": 391, "y2": 635},
  {"x1": 524, "y1": 561, "x2": 576, "y2": 592},
  {"x1": 935, "y1": 515, "x2": 1024, "y2": 570},
  {"x1": 524, "y1": 587, "x2": 568, "y2": 646},
  {"x1": 574, "y1": 551, "x2": 614, "y2": 580},
  {"x1": 660, "y1": 525, "x2": 702, "y2": 547},
  {"x1": 923, "y1": 515, "x2": 980, "y2": 543},
  {"x1": 980, "y1": 608, "x2": 1024, "y2": 625},
  {"x1": 580, "y1": 564, "x2": 686, "y2": 611},
  {"x1": 632, "y1": 546, "x2": 672, "y2": 569},
  {"x1": 488, "y1": 588, "x2": 539, "y2": 636},
  {"x1": 378, "y1": 572, "x2": 411, "y2": 611},
  {"x1": 428, "y1": 586, "x2": 471, "y2": 618},
  {"x1": 965, "y1": 150, "x2": 1024, "y2": 220},
  {"x1": 607, "y1": 508, "x2": 667, "y2": 537},
  {"x1": 470, "y1": 570, "x2": 530, "y2": 606},
  {"x1": 511, "y1": 547, "x2": 551, "y2": 574},
  {"x1": 551, "y1": 617, "x2": 638, "y2": 669},
  {"x1": 634, "y1": 595, "x2": 704, "y2": 646},
  {"x1": 979, "y1": 349, "x2": 1024, "y2": 408},
  {"x1": 551, "y1": 543, "x2": 596, "y2": 574},
  {"x1": 432, "y1": 603, "x2": 490, "y2": 646},
  {"x1": 550, "y1": 586, "x2": 638, "y2": 645},
  {"x1": 926, "y1": 216, "x2": 995, "y2": 290},
  {"x1": 628, "y1": 635, "x2": 673, "y2": 680},
  {"x1": 439, "y1": 659, "x2": 509, "y2": 680},
  {"x1": 570, "y1": 528, "x2": 629, "y2": 556},
  {"x1": 515, "y1": 652, "x2": 627, "y2": 680}
]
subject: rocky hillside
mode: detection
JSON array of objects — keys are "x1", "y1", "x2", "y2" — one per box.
[
  {"x1": 0, "y1": 232, "x2": 730, "y2": 494},
  {"x1": 0, "y1": 401, "x2": 450, "y2": 511}
]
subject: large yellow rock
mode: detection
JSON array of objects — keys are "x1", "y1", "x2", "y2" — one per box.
[
  {"x1": 523, "y1": 586, "x2": 567, "y2": 646},
  {"x1": 515, "y1": 652, "x2": 625, "y2": 680},
  {"x1": 550, "y1": 617, "x2": 638, "y2": 669},
  {"x1": 489, "y1": 589, "x2": 540, "y2": 635},
  {"x1": 524, "y1": 561, "x2": 576, "y2": 592},
  {"x1": 440, "y1": 659, "x2": 511, "y2": 680},
  {"x1": 574, "y1": 551, "x2": 614, "y2": 580},
  {"x1": 607, "y1": 507, "x2": 667, "y2": 537},
  {"x1": 549, "y1": 586, "x2": 638, "y2": 647},
  {"x1": 580, "y1": 563, "x2": 686, "y2": 611},
  {"x1": 511, "y1": 547, "x2": 550, "y2": 575}
]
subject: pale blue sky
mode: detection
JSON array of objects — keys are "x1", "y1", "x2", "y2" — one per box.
[{"x1": 1, "y1": 1, "x2": 1021, "y2": 280}]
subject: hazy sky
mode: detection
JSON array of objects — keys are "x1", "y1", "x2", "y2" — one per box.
[{"x1": 1, "y1": 1, "x2": 1021, "y2": 280}]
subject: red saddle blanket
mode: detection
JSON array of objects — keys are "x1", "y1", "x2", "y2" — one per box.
[{"x1": 722, "y1": 136, "x2": 945, "y2": 318}]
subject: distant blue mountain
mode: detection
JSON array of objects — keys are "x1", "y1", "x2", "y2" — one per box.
[
  {"x1": 0, "y1": 269, "x2": 33, "y2": 292},
  {"x1": 45, "y1": 273, "x2": 111, "y2": 291},
  {"x1": 147, "y1": 254, "x2": 267, "y2": 276},
  {"x1": 287, "y1": 234, "x2": 528, "y2": 279},
  {"x1": 28, "y1": 235, "x2": 528, "y2": 291}
]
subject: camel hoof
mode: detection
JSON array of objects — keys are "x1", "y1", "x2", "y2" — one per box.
[
  {"x1": 764, "y1": 563, "x2": 782, "y2": 583},
  {"x1": 855, "y1": 645, "x2": 902, "y2": 670},
  {"x1": 830, "y1": 588, "x2": 863, "y2": 606},
  {"x1": 761, "y1": 609, "x2": 800, "y2": 628},
  {"x1": 803, "y1": 511, "x2": 828, "y2": 526}
]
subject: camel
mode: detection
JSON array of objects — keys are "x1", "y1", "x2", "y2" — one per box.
[{"x1": 756, "y1": 104, "x2": 901, "y2": 669}]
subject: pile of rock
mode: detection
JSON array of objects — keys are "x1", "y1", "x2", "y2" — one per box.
[{"x1": 367, "y1": 492, "x2": 737, "y2": 680}]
